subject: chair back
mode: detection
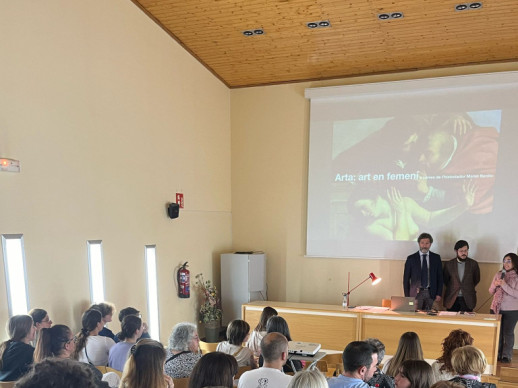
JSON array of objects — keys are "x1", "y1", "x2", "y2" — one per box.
[
  {"x1": 199, "y1": 340, "x2": 219, "y2": 354},
  {"x1": 235, "y1": 365, "x2": 251, "y2": 379},
  {"x1": 173, "y1": 377, "x2": 190, "y2": 388}
]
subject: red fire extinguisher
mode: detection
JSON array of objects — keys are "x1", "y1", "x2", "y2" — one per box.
[{"x1": 177, "y1": 262, "x2": 190, "y2": 298}]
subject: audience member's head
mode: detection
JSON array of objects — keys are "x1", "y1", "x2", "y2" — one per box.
[
  {"x1": 120, "y1": 339, "x2": 168, "y2": 388},
  {"x1": 226, "y1": 319, "x2": 250, "y2": 346},
  {"x1": 436, "y1": 329, "x2": 474, "y2": 374},
  {"x1": 28, "y1": 309, "x2": 52, "y2": 331},
  {"x1": 255, "y1": 306, "x2": 278, "y2": 332},
  {"x1": 4, "y1": 315, "x2": 35, "y2": 343},
  {"x1": 394, "y1": 360, "x2": 433, "y2": 388},
  {"x1": 118, "y1": 307, "x2": 141, "y2": 322},
  {"x1": 386, "y1": 332, "x2": 424, "y2": 377},
  {"x1": 118, "y1": 315, "x2": 143, "y2": 342},
  {"x1": 451, "y1": 345, "x2": 487, "y2": 376},
  {"x1": 189, "y1": 352, "x2": 238, "y2": 388},
  {"x1": 168, "y1": 322, "x2": 199, "y2": 352},
  {"x1": 261, "y1": 332, "x2": 289, "y2": 364},
  {"x1": 265, "y1": 316, "x2": 292, "y2": 341},
  {"x1": 365, "y1": 338, "x2": 386, "y2": 366},
  {"x1": 342, "y1": 341, "x2": 378, "y2": 382},
  {"x1": 287, "y1": 368, "x2": 328, "y2": 388},
  {"x1": 90, "y1": 302, "x2": 115, "y2": 324},
  {"x1": 15, "y1": 358, "x2": 97, "y2": 388},
  {"x1": 34, "y1": 324, "x2": 75, "y2": 362},
  {"x1": 73, "y1": 309, "x2": 103, "y2": 359}
]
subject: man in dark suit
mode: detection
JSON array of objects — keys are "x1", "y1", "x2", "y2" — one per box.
[
  {"x1": 403, "y1": 232, "x2": 443, "y2": 310},
  {"x1": 443, "y1": 240, "x2": 480, "y2": 312}
]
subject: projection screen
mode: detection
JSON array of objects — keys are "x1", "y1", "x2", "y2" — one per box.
[{"x1": 305, "y1": 71, "x2": 518, "y2": 262}]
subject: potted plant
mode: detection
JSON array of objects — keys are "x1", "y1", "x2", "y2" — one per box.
[{"x1": 195, "y1": 273, "x2": 222, "y2": 342}]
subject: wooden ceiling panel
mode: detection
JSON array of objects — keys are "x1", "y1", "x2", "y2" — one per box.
[{"x1": 132, "y1": 0, "x2": 518, "y2": 87}]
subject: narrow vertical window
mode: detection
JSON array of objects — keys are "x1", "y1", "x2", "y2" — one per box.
[
  {"x1": 88, "y1": 240, "x2": 105, "y2": 304},
  {"x1": 145, "y1": 245, "x2": 160, "y2": 340},
  {"x1": 1, "y1": 234, "x2": 29, "y2": 315}
]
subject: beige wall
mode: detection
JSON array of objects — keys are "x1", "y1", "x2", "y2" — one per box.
[
  {"x1": 230, "y1": 62, "x2": 518, "y2": 309},
  {"x1": 0, "y1": 1, "x2": 231, "y2": 342}
]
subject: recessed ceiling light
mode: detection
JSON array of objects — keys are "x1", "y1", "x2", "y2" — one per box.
[
  {"x1": 455, "y1": 3, "x2": 468, "y2": 11},
  {"x1": 242, "y1": 30, "x2": 254, "y2": 36},
  {"x1": 253, "y1": 29, "x2": 264, "y2": 35},
  {"x1": 391, "y1": 12, "x2": 404, "y2": 18},
  {"x1": 319, "y1": 20, "x2": 330, "y2": 27},
  {"x1": 307, "y1": 22, "x2": 318, "y2": 28},
  {"x1": 469, "y1": 2, "x2": 482, "y2": 9},
  {"x1": 378, "y1": 13, "x2": 390, "y2": 20}
]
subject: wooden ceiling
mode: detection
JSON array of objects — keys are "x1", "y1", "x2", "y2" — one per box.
[{"x1": 132, "y1": 0, "x2": 518, "y2": 88}]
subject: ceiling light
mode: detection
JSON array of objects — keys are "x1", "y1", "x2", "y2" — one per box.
[
  {"x1": 391, "y1": 12, "x2": 403, "y2": 18},
  {"x1": 469, "y1": 2, "x2": 482, "y2": 8},
  {"x1": 242, "y1": 30, "x2": 254, "y2": 36},
  {"x1": 455, "y1": 3, "x2": 468, "y2": 11},
  {"x1": 307, "y1": 22, "x2": 318, "y2": 28},
  {"x1": 378, "y1": 13, "x2": 390, "y2": 20},
  {"x1": 318, "y1": 20, "x2": 330, "y2": 27},
  {"x1": 253, "y1": 29, "x2": 264, "y2": 35}
]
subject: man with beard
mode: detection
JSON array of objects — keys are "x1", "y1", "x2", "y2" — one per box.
[
  {"x1": 443, "y1": 240, "x2": 480, "y2": 312},
  {"x1": 403, "y1": 233, "x2": 443, "y2": 311}
]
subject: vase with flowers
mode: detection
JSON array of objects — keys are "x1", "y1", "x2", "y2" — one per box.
[{"x1": 195, "y1": 273, "x2": 222, "y2": 342}]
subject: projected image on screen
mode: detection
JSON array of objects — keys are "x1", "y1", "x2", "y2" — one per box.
[
  {"x1": 305, "y1": 72, "x2": 518, "y2": 260},
  {"x1": 331, "y1": 111, "x2": 499, "y2": 242}
]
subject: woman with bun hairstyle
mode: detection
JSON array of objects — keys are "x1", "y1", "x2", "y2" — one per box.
[
  {"x1": 0, "y1": 315, "x2": 36, "y2": 381},
  {"x1": 74, "y1": 309, "x2": 115, "y2": 366},
  {"x1": 489, "y1": 252, "x2": 518, "y2": 363}
]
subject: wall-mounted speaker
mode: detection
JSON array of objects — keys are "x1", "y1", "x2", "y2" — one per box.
[{"x1": 167, "y1": 203, "x2": 180, "y2": 219}]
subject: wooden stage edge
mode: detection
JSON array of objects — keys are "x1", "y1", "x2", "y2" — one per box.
[{"x1": 241, "y1": 300, "x2": 518, "y2": 385}]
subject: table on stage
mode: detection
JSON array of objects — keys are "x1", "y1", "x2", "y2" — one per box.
[{"x1": 242, "y1": 301, "x2": 501, "y2": 374}]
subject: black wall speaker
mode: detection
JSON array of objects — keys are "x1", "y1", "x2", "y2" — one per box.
[{"x1": 167, "y1": 203, "x2": 180, "y2": 219}]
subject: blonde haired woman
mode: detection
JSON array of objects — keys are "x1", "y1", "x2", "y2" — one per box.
[
  {"x1": 120, "y1": 339, "x2": 174, "y2": 388},
  {"x1": 287, "y1": 368, "x2": 327, "y2": 388},
  {"x1": 449, "y1": 346, "x2": 495, "y2": 388}
]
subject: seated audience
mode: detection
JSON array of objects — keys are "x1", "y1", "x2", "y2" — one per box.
[
  {"x1": 109, "y1": 315, "x2": 144, "y2": 372},
  {"x1": 383, "y1": 332, "x2": 424, "y2": 377},
  {"x1": 0, "y1": 315, "x2": 35, "y2": 382},
  {"x1": 449, "y1": 346, "x2": 496, "y2": 388},
  {"x1": 365, "y1": 338, "x2": 395, "y2": 388},
  {"x1": 189, "y1": 351, "x2": 238, "y2": 388},
  {"x1": 238, "y1": 332, "x2": 292, "y2": 388},
  {"x1": 119, "y1": 339, "x2": 173, "y2": 388},
  {"x1": 33, "y1": 324, "x2": 114, "y2": 387},
  {"x1": 394, "y1": 360, "x2": 433, "y2": 388},
  {"x1": 286, "y1": 368, "x2": 327, "y2": 388},
  {"x1": 432, "y1": 330, "x2": 474, "y2": 382},
  {"x1": 327, "y1": 341, "x2": 378, "y2": 388},
  {"x1": 116, "y1": 307, "x2": 151, "y2": 341},
  {"x1": 90, "y1": 302, "x2": 117, "y2": 343},
  {"x1": 217, "y1": 319, "x2": 256, "y2": 368},
  {"x1": 246, "y1": 306, "x2": 277, "y2": 358},
  {"x1": 259, "y1": 316, "x2": 302, "y2": 373},
  {"x1": 14, "y1": 358, "x2": 99, "y2": 388},
  {"x1": 164, "y1": 322, "x2": 201, "y2": 379},
  {"x1": 74, "y1": 309, "x2": 116, "y2": 366}
]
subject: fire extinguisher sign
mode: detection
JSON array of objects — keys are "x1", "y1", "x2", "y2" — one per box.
[{"x1": 176, "y1": 193, "x2": 184, "y2": 208}]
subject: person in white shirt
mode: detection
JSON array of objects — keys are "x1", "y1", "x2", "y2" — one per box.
[
  {"x1": 74, "y1": 309, "x2": 115, "y2": 366},
  {"x1": 246, "y1": 306, "x2": 277, "y2": 358},
  {"x1": 217, "y1": 319, "x2": 257, "y2": 368},
  {"x1": 238, "y1": 332, "x2": 292, "y2": 388}
]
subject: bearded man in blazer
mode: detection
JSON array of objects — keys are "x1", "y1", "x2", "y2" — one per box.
[
  {"x1": 403, "y1": 232, "x2": 444, "y2": 311},
  {"x1": 443, "y1": 240, "x2": 480, "y2": 312}
]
